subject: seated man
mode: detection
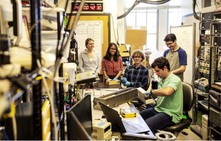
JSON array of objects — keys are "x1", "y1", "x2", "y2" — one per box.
[
  {"x1": 140, "y1": 57, "x2": 183, "y2": 133},
  {"x1": 122, "y1": 49, "x2": 149, "y2": 90}
]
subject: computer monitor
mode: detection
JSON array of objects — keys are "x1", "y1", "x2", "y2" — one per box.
[
  {"x1": 67, "y1": 94, "x2": 93, "y2": 137},
  {"x1": 69, "y1": 111, "x2": 92, "y2": 140}
]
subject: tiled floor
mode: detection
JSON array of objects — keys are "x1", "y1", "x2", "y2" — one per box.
[{"x1": 176, "y1": 128, "x2": 202, "y2": 140}]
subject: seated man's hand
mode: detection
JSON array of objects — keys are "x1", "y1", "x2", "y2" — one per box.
[
  {"x1": 145, "y1": 90, "x2": 152, "y2": 98},
  {"x1": 123, "y1": 81, "x2": 130, "y2": 86},
  {"x1": 111, "y1": 77, "x2": 118, "y2": 81},
  {"x1": 144, "y1": 102, "x2": 155, "y2": 109},
  {"x1": 148, "y1": 102, "x2": 155, "y2": 106},
  {"x1": 121, "y1": 77, "x2": 127, "y2": 83}
]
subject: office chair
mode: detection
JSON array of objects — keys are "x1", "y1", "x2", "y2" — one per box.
[{"x1": 162, "y1": 82, "x2": 194, "y2": 136}]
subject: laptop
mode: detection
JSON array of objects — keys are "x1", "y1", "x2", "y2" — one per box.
[{"x1": 99, "y1": 102, "x2": 149, "y2": 134}]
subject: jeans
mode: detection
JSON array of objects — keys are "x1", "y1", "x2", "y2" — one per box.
[{"x1": 140, "y1": 107, "x2": 175, "y2": 134}]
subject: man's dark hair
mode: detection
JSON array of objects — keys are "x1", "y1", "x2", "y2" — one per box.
[
  {"x1": 151, "y1": 57, "x2": 170, "y2": 71},
  {"x1": 164, "y1": 33, "x2": 177, "y2": 42},
  {"x1": 103, "y1": 42, "x2": 120, "y2": 61}
]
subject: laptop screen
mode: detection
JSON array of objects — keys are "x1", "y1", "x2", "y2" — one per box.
[{"x1": 99, "y1": 102, "x2": 126, "y2": 133}]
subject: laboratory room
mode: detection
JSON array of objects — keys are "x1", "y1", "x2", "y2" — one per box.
[{"x1": 1, "y1": 0, "x2": 221, "y2": 140}]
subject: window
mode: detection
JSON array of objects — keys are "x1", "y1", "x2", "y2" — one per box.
[
  {"x1": 125, "y1": 12, "x2": 136, "y2": 26},
  {"x1": 123, "y1": 0, "x2": 182, "y2": 51},
  {"x1": 168, "y1": 8, "x2": 181, "y2": 32},
  {"x1": 124, "y1": 2, "x2": 158, "y2": 51}
]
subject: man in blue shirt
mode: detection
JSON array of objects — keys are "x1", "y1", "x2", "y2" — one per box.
[
  {"x1": 163, "y1": 33, "x2": 187, "y2": 81},
  {"x1": 122, "y1": 49, "x2": 149, "y2": 90},
  {"x1": 140, "y1": 57, "x2": 183, "y2": 134}
]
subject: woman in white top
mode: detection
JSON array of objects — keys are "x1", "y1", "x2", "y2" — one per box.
[{"x1": 79, "y1": 38, "x2": 101, "y2": 75}]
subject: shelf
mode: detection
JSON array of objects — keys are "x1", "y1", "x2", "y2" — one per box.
[
  {"x1": 210, "y1": 126, "x2": 221, "y2": 135},
  {"x1": 211, "y1": 84, "x2": 221, "y2": 91},
  {"x1": 198, "y1": 100, "x2": 209, "y2": 111},
  {"x1": 41, "y1": 31, "x2": 65, "y2": 34},
  {"x1": 200, "y1": 34, "x2": 210, "y2": 36},
  {"x1": 195, "y1": 88, "x2": 209, "y2": 97}
]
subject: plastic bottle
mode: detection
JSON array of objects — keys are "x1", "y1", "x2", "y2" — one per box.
[{"x1": 151, "y1": 72, "x2": 158, "y2": 89}]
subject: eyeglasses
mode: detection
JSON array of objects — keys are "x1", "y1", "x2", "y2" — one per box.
[
  {"x1": 134, "y1": 56, "x2": 141, "y2": 58},
  {"x1": 166, "y1": 42, "x2": 174, "y2": 46},
  {"x1": 110, "y1": 48, "x2": 116, "y2": 50}
]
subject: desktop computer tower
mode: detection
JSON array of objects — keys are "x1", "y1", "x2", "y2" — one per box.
[{"x1": 202, "y1": 114, "x2": 208, "y2": 140}]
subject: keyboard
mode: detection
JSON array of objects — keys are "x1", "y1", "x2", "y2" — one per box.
[
  {"x1": 122, "y1": 119, "x2": 148, "y2": 133},
  {"x1": 201, "y1": 99, "x2": 208, "y2": 106}
]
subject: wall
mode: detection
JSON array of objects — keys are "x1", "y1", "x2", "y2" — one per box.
[
  {"x1": 157, "y1": 1, "x2": 193, "y2": 52},
  {"x1": 116, "y1": 0, "x2": 195, "y2": 49},
  {"x1": 180, "y1": 0, "x2": 194, "y2": 18},
  {"x1": 57, "y1": 0, "x2": 195, "y2": 50},
  {"x1": 103, "y1": 0, "x2": 117, "y2": 43},
  {"x1": 157, "y1": 9, "x2": 168, "y2": 52},
  {"x1": 57, "y1": 0, "x2": 118, "y2": 44},
  {"x1": 117, "y1": 0, "x2": 125, "y2": 44}
]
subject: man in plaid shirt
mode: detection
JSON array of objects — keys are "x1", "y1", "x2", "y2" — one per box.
[{"x1": 122, "y1": 49, "x2": 149, "y2": 90}]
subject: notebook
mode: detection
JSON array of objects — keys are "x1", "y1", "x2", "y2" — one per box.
[{"x1": 99, "y1": 102, "x2": 149, "y2": 134}]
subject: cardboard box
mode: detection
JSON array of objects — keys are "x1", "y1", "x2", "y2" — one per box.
[{"x1": 125, "y1": 26, "x2": 147, "y2": 45}]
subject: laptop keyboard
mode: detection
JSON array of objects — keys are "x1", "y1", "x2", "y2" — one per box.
[{"x1": 122, "y1": 119, "x2": 148, "y2": 133}]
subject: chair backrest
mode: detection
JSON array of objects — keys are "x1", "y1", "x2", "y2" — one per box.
[{"x1": 182, "y1": 82, "x2": 194, "y2": 111}]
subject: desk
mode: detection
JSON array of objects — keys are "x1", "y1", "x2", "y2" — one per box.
[
  {"x1": 78, "y1": 82, "x2": 120, "y2": 99},
  {"x1": 94, "y1": 82, "x2": 121, "y2": 89},
  {"x1": 90, "y1": 87, "x2": 156, "y2": 140},
  {"x1": 211, "y1": 84, "x2": 221, "y2": 91}
]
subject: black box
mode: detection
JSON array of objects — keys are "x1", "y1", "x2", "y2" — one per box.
[
  {"x1": 202, "y1": 12, "x2": 213, "y2": 21},
  {"x1": 209, "y1": 107, "x2": 221, "y2": 127},
  {"x1": 5, "y1": 102, "x2": 34, "y2": 139},
  {"x1": 209, "y1": 90, "x2": 221, "y2": 109},
  {"x1": 200, "y1": 21, "x2": 211, "y2": 30}
]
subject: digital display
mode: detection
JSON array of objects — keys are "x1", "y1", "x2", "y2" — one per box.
[
  {"x1": 72, "y1": 2, "x2": 103, "y2": 11},
  {"x1": 104, "y1": 125, "x2": 110, "y2": 132}
]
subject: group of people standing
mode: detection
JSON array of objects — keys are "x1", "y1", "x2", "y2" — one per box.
[
  {"x1": 78, "y1": 33, "x2": 187, "y2": 133},
  {"x1": 78, "y1": 33, "x2": 187, "y2": 89}
]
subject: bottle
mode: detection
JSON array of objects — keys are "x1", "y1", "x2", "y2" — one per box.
[{"x1": 151, "y1": 72, "x2": 158, "y2": 89}]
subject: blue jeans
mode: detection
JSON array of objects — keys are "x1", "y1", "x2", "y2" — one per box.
[{"x1": 140, "y1": 107, "x2": 174, "y2": 133}]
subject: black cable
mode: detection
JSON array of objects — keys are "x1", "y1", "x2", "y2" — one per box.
[
  {"x1": 117, "y1": 0, "x2": 170, "y2": 19},
  {"x1": 55, "y1": 0, "x2": 71, "y2": 60},
  {"x1": 193, "y1": 0, "x2": 200, "y2": 21},
  {"x1": 58, "y1": 63, "x2": 65, "y2": 139},
  {"x1": 66, "y1": 0, "x2": 76, "y2": 29},
  {"x1": 59, "y1": 0, "x2": 76, "y2": 56},
  {"x1": 57, "y1": 0, "x2": 84, "y2": 61},
  {"x1": 53, "y1": 0, "x2": 71, "y2": 114},
  {"x1": 53, "y1": 0, "x2": 85, "y2": 115},
  {"x1": 117, "y1": 0, "x2": 140, "y2": 19}
]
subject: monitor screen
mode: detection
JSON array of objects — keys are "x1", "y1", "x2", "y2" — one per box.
[
  {"x1": 67, "y1": 94, "x2": 93, "y2": 136},
  {"x1": 69, "y1": 111, "x2": 92, "y2": 140}
]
